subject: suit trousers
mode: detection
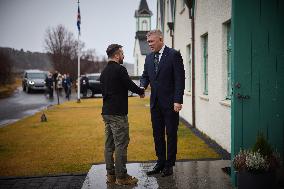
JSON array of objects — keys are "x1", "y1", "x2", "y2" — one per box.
[{"x1": 150, "y1": 100, "x2": 179, "y2": 167}]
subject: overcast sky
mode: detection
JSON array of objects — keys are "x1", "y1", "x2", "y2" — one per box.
[{"x1": 0, "y1": 0, "x2": 156, "y2": 63}]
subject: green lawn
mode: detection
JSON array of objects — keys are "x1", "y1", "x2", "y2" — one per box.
[{"x1": 0, "y1": 97, "x2": 219, "y2": 177}]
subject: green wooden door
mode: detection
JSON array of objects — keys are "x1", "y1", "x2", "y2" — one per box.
[{"x1": 231, "y1": 0, "x2": 284, "y2": 184}]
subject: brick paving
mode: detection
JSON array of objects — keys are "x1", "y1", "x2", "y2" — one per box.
[{"x1": 0, "y1": 174, "x2": 86, "y2": 189}]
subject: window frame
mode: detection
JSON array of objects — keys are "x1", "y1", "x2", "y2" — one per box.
[
  {"x1": 202, "y1": 34, "x2": 208, "y2": 95},
  {"x1": 226, "y1": 22, "x2": 232, "y2": 99},
  {"x1": 187, "y1": 44, "x2": 192, "y2": 92}
]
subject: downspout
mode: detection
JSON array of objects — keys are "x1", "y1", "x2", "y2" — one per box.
[
  {"x1": 167, "y1": 22, "x2": 174, "y2": 48},
  {"x1": 185, "y1": 0, "x2": 195, "y2": 128},
  {"x1": 167, "y1": 0, "x2": 175, "y2": 48}
]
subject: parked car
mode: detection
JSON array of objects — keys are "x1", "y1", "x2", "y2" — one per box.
[
  {"x1": 78, "y1": 73, "x2": 136, "y2": 98},
  {"x1": 22, "y1": 70, "x2": 48, "y2": 93},
  {"x1": 85, "y1": 73, "x2": 102, "y2": 97}
]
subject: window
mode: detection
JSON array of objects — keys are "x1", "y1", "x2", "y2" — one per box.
[
  {"x1": 226, "y1": 22, "x2": 232, "y2": 99},
  {"x1": 202, "y1": 34, "x2": 208, "y2": 95},
  {"x1": 27, "y1": 73, "x2": 46, "y2": 79},
  {"x1": 186, "y1": 45, "x2": 192, "y2": 92},
  {"x1": 142, "y1": 20, "x2": 148, "y2": 31}
]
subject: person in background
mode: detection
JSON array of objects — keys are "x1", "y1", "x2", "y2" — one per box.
[
  {"x1": 53, "y1": 70, "x2": 59, "y2": 89},
  {"x1": 56, "y1": 73, "x2": 63, "y2": 95},
  {"x1": 80, "y1": 74, "x2": 89, "y2": 98},
  {"x1": 62, "y1": 73, "x2": 72, "y2": 100},
  {"x1": 45, "y1": 72, "x2": 54, "y2": 99}
]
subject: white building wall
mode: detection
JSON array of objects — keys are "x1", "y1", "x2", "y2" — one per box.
[
  {"x1": 156, "y1": 0, "x2": 232, "y2": 152},
  {"x1": 156, "y1": 0, "x2": 162, "y2": 31},
  {"x1": 162, "y1": 0, "x2": 172, "y2": 47},
  {"x1": 158, "y1": 0, "x2": 193, "y2": 127},
  {"x1": 133, "y1": 39, "x2": 147, "y2": 76},
  {"x1": 138, "y1": 54, "x2": 146, "y2": 76},
  {"x1": 133, "y1": 40, "x2": 139, "y2": 76},
  {"x1": 194, "y1": 0, "x2": 231, "y2": 151},
  {"x1": 174, "y1": 0, "x2": 192, "y2": 125}
]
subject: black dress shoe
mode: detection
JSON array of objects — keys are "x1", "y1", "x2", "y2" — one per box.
[
  {"x1": 146, "y1": 164, "x2": 164, "y2": 175},
  {"x1": 161, "y1": 167, "x2": 173, "y2": 177}
]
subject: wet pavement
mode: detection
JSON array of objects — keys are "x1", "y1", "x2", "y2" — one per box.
[
  {"x1": 0, "y1": 87, "x2": 78, "y2": 128},
  {"x1": 82, "y1": 160, "x2": 233, "y2": 189},
  {"x1": 0, "y1": 85, "x2": 138, "y2": 128},
  {"x1": 0, "y1": 160, "x2": 233, "y2": 189},
  {"x1": 0, "y1": 174, "x2": 86, "y2": 189},
  {"x1": 1, "y1": 161, "x2": 284, "y2": 189}
]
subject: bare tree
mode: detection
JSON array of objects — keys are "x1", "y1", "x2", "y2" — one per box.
[
  {"x1": 44, "y1": 24, "x2": 82, "y2": 77},
  {"x1": 81, "y1": 48, "x2": 97, "y2": 62},
  {"x1": 44, "y1": 24, "x2": 109, "y2": 78}
]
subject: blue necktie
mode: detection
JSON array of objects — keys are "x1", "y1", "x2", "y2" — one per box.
[{"x1": 154, "y1": 52, "x2": 160, "y2": 74}]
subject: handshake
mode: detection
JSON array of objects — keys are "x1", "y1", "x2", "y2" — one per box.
[{"x1": 139, "y1": 87, "x2": 145, "y2": 98}]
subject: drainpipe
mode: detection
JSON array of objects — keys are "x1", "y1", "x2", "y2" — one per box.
[
  {"x1": 185, "y1": 0, "x2": 195, "y2": 128},
  {"x1": 167, "y1": 22, "x2": 174, "y2": 48}
]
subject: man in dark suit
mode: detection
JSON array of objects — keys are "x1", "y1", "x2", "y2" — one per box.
[
  {"x1": 140, "y1": 30, "x2": 185, "y2": 177},
  {"x1": 100, "y1": 44, "x2": 144, "y2": 185}
]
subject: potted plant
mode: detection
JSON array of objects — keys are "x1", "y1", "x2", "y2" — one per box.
[{"x1": 233, "y1": 133, "x2": 281, "y2": 189}]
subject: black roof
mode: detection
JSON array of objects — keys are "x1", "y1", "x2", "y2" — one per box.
[
  {"x1": 139, "y1": 0, "x2": 150, "y2": 11},
  {"x1": 135, "y1": 0, "x2": 153, "y2": 17}
]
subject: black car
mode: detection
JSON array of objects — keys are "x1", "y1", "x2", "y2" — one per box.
[
  {"x1": 84, "y1": 73, "x2": 102, "y2": 97},
  {"x1": 22, "y1": 70, "x2": 48, "y2": 93},
  {"x1": 80, "y1": 73, "x2": 136, "y2": 98}
]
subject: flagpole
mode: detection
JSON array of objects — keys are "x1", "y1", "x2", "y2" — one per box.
[
  {"x1": 77, "y1": 0, "x2": 81, "y2": 103},
  {"x1": 77, "y1": 31, "x2": 80, "y2": 103}
]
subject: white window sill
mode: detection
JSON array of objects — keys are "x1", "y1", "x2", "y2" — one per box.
[
  {"x1": 199, "y1": 95, "x2": 209, "y2": 101},
  {"x1": 219, "y1": 99, "x2": 231, "y2": 107},
  {"x1": 184, "y1": 91, "x2": 192, "y2": 96}
]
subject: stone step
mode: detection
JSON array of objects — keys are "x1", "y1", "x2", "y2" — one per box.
[{"x1": 81, "y1": 160, "x2": 233, "y2": 189}]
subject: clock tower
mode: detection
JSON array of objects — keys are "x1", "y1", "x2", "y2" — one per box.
[
  {"x1": 135, "y1": 0, "x2": 152, "y2": 32},
  {"x1": 133, "y1": 0, "x2": 153, "y2": 76}
]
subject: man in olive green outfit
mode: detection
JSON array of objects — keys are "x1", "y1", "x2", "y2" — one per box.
[{"x1": 100, "y1": 44, "x2": 144, "y2": 185}]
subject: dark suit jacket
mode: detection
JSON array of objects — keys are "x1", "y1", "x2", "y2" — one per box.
[
  {"x1": 100, "y1": 61, "x2": 144, "y2": 115},
  {"x1": 140, "y1": 46, "x2": 185, "y2": 109}
]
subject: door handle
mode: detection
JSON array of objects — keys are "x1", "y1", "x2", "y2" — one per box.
[{"x1": 236, "y1": 93, "x2": 250, "y2": 100}]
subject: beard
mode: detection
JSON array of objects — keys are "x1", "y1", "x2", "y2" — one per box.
[{"x1": 119, "y1": 58, "x2": 124, "y2": 64}]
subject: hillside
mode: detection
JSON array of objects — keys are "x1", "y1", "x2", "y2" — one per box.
[{"x1": 0, "y1": 47, "x2": 53, "y2": 73}]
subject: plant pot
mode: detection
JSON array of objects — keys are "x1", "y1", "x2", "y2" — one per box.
[{"x1": 237, "y1": 170, "x2": 277, "y2": 189}]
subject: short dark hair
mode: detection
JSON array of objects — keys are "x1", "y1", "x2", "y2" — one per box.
[{"x1": 106, "y1": 44, "x2": 123, "y2": 58}]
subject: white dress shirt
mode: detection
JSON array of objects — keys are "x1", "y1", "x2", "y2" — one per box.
[{"x1": 157, "y1": 45, "x2": 166, "y2": 62}]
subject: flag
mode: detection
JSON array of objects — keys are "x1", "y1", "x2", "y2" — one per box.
[{"x1": 77, "y1": 5, "x2": 81, "y2": 35}]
